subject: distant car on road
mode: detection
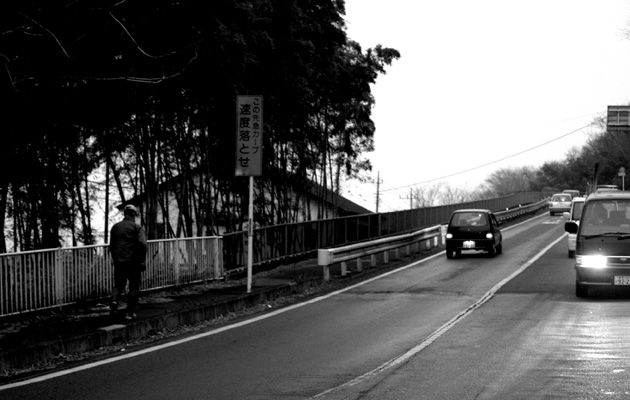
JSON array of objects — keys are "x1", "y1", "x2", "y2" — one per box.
[
  {"x1": 445, "y1": 209, "x2": 503, "y2": 259},
  {"x1": 549, "y1": 193, "x2": 572, "y2": 216},
  {"x1": 563, "y1": 196, "x2": 585, "y2": 258},
  {"x1": 562, "y1": 189, "x2": 581, "y2": 199}
]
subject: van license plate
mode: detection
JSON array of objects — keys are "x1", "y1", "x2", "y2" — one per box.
[
  {"x1": 463, "y1": 241, "x2": 475, "y2": 249},
  {"x1": 614, "y1": 276, "x2": 630, "y2": 285}
]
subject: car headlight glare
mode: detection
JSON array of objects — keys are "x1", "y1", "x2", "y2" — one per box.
[
  {"x1": 446, "y1": 233, "x2": 453, "y2": 239},
  {"x1": 576, "y1": 255, "x2": 607, "y2": 269},
  {"x1": 486, "y1": 233, "x2": 493, "y2": 239}
]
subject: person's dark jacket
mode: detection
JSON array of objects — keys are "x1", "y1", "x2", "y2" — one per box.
[{"x1": 109, "y1": 216, "x2": 147, "y2": 265}]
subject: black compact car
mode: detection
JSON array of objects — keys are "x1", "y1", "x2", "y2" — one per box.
[{"x1": 445, "y1": 209, "x2": 503, "y2": 259}]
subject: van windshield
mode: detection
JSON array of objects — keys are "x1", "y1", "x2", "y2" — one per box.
[{"x1": 580, "y1": 200, "x2": 630, "y2": 236}]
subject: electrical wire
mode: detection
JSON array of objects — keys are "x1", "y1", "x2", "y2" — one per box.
[{"x1": 381, "y1": 121, "x2": 594, "y2": 193}]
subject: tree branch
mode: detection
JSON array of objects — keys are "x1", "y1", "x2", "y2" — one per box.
[
  {"x1": 18, "y1": 12, "x2": 70, "y2": 58},
  {"x1": 109, "y1": 11, "x2": 203, "y2": 59}
]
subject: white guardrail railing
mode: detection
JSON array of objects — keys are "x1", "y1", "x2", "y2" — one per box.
[
  {"x1": 317, "y1": 199, "x2": 550, "y2": 281},
  {"x1": 0, "y1": 237, "x2": 223, "y2": 317},
  {"x1": 0, "y1": 200, "x2": 548, "y2": 317},
  {"x1": 317, "y1": 225, "x2": 443, "y2": 281}
]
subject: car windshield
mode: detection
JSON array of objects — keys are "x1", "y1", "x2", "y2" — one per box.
[
  {"x1": 552, "y1": 195, "x2": 571, "y2": 202},
  {"x1": 450, "y1": 212, "x2": 488, "y2": 227},
  {"x1": 580, "y1": 200, "x2": 630, "y2": 236}
]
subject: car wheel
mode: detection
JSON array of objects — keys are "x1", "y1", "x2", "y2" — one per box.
[
  {"x1": 568, "y1": 250, "x2": 575, "y2": 258},
  {"x1": 446, "y1": 249, "x2": 454, "y2": 259},
  {"x1": 549, "y1": 211, "x2": 554, "y2": 216},
  {"x1": 496, "y1": 242, "x2": 503, "y2": 255},
  {"x1": 576, "y1": 281, "x2": 588, "y2": 298}
]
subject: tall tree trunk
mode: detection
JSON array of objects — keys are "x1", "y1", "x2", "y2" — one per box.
[{"x1": 0, "y1": 180, "x2": 8, "y2": 253}]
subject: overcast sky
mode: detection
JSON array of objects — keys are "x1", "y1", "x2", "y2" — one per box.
[{"x1": 342, "y1": 0, "x2": 630, "y2": 212}]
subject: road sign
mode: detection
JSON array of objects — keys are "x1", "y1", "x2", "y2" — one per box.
[
  {"x1": 607, "y1": 105, "x2": 630, "y2": 131},
  {"x1": 235, "y1": 95, "x2": 263, "y2": 176}
]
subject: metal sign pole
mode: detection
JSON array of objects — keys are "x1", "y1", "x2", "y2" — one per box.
[
  {"x1": 247, "y1": 175, "x2": 254, "y2": 292},
  {"x1": 234, "y1": 95, "x2": 263, "y2": 294}
]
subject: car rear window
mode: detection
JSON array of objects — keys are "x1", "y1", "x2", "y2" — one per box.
[
  {"x1": 450, "y1": 212, "x2": 488, "y2": 227},
  {"x1": 552, "y1": 195, "x2": 571, "y2": 202}
]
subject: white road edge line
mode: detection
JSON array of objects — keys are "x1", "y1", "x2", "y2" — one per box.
[{"x1": 0, "y1": 213, "x2": 555, "y2": 391}]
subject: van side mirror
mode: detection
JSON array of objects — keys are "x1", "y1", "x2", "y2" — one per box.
[{"x1": 565, "y1": 221, "x2": 578, "y2": 234}]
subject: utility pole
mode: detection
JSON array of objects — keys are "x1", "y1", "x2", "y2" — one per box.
[
  {"x1": 400, "y1": 187, "x2": 414, "y2": 210},
  {"x1": 375, "y1": 171, "x2": 381, "y2": 213}
]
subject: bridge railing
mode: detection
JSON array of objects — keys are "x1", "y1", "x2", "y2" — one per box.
[
  {"x1": 314, "y1": 198, "x2": 550, "y2": 281},
  {"x1": 222, "y1": 192, "x2": 552, "y2": 275},
  {"x1": 0, "y1": 237, "x2": 223, "y2": 317},
  {"x1": 0, "y1": 192, "x2": 550, "y2": 317}
]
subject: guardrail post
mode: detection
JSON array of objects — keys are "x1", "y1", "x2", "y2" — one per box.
[
  {"x1": 383, "y1": 250, "x2": 389, "y2": 264},
  {"x1": 370, "y1": 254, "x2": 376, "y2": 267},
  {"x1": 356, "y1": 258, "x2": 363, "y2": 272},
  {"x1": 318, "y1": 249, "x2": 332, "y2": 281},
  {"x1": 214, "y1": 237, "x2": 223, "y2": 279},
  {"x1": 341, "y1": 261, "x2": 348, "y2": 277},
  {"x1": 323, "y1": 266, "x2": 330, "y2": 281},
  {"x1": 174, "y1": 239, "x2": 181, "y2": 285},
  {"x1": 54, "y1": 248, "x2": 64, "y2": 307}
]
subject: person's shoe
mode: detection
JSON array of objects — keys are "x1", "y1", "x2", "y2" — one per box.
[
  {"x1": 125, "y1": 313, "x2": 137, "y2": 321},
  {"x1": 109, "y1": 301, "x2": 118, "y2": 315}
]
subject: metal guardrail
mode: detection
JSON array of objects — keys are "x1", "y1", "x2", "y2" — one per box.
[
  {"x1": 223, "y1": 192, "x2": 553, "y2": 274},
  {"x1": 315, "y1": 199, "x2": 550, "y2": 281},
  {"x1": 0, "y1": 195, "x2": 550, "y2": 318},
  {"x1": 317, "y1": 225, "x2": 442, "y2": 281},
  {"x1": 0, "y1": 237, "x2": 223, "y2": 317},
  {"x1": 493, "y1": 198, "x2": 550, "y2": 222}
]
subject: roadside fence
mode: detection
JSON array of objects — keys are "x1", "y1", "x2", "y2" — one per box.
[
  {"x1": 0, "y1": 237, "x2": 223, "y2": 317},
  {"x1": 0, "y1": 192, "x2": 550, "y2": 317}
]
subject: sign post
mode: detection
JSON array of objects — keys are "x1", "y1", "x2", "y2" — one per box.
[
  {"x1": 235, "y1": 95, "x2": 263, "y2": 293},
  {"x1": 619, "y1": 166, "x2": 626, "y2": 191}
]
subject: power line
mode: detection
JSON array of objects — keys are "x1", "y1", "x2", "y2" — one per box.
[{"x1": 381, "y1": 122, "x2": 593, "y2": 193}]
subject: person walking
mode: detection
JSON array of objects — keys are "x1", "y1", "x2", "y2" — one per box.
[{"x1": 109, "y1": 204, "x2": 147, "y2": 321}]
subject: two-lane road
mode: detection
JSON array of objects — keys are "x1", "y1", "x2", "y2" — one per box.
[
  {"x1": 322, "y1": 216, "x2": 630, "y2": 399},
  {"x1": 6, "y1": 213, "x2": 625, "y2": 399}
]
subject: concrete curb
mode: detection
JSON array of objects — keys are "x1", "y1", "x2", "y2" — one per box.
[{"x1": 0, "y1": 280, "x2": 313, "y2": 373}]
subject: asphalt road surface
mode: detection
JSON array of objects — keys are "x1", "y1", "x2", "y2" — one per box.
[{"x1": 4, "y1": 213, "x2": 629, "y2": 399}]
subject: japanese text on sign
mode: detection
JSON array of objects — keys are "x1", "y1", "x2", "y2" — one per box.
[{"x1": 235, "y1": 95, "x2": 263, "y2": 176}]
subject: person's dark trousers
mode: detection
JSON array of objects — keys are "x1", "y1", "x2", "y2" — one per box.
[{"x1": 111, "y1": 261, "x2": 142, "y2": 314}]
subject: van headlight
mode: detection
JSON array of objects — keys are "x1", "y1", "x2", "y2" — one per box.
[
  {"x1": 576, "y1": 255, "x2": 607, "y2": 269},
  {"x1": 446, "y1": 233, "x2": 453, "y2": 239},
  {"x1": 486, "y1": 233, "x2": 493, "y2": 239}
]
